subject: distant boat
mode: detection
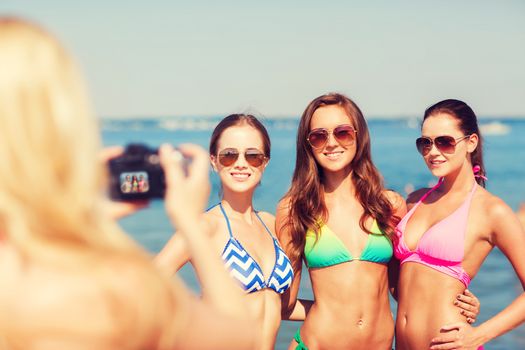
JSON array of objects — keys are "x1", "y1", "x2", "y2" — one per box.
[
  {"x1": 479, "y1": 121, "x2": 510, "y2": 135},
  {"x1": 406, "y1": 117, "x2": 419, "y2": 129}
]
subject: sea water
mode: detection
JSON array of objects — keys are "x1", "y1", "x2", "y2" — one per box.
[{"x1": 103, "y1": 117, "x2": 525, "y2": 350}]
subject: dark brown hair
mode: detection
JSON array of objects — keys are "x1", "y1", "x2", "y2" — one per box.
[
  {"x1": 423, "y1": 99, "x2": 486, "y2": 187},
  {"x1": 209, "y1": 114, "x2": 271, "y2": 157},
  {"x1": 282, "y1": 93, "x2": 399, "y2": 267}
]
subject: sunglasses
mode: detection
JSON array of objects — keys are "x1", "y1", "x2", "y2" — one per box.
[
  {"x1": 415, "y1": 135, "x2": 471, "y2": 156},
  {"x1": 307, "y1": 124, "x2": 357, "y2": 149},
  {"x1": 217, "y1": 148, "x2": 267, "y2": 167}
]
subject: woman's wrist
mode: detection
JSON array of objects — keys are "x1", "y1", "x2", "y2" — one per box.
[
  {"x1": 169, "y1": 213, "x2": 201, "y2": 231},
  {"x1": 175, "y1": 220, "x2": 208, "y2": 243},
  {"x1": 473, "y1": 323, "x2": 491, "y2": 346}
]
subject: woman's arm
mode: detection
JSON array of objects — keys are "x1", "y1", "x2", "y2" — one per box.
[
  {"x1": 168, "y1": 276, "x2": 258, "y2": 350},
  {"x1": 275, "y1": 198, "x2": 306, "y2": 320},
  {"x1": 154, "y1": 232, "x2": 191, "y2": 276},
  {"x1": 388, "y1": 257, "x2": 400, "y2": 300},
  {"x1": 284, "y1": 299, "x2": 313, "y2": 321},
  {"x1": 517, "y1": 203, "x2": 525, "y2": 229},
  {"x1": 159, "y1": 144, "x2": 249, "y2": 319},
  {"x1": 430, "y1": 198, "x2": 525, "y2": 349},
  {"x1": 154, "y1": 215, "x2": 215, "y2": 277},
  {"x1": 384, "y1": 190, "x2": 407, "y2": 299}
]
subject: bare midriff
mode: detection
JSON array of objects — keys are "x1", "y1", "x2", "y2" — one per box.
[
  {"x1": 300, "y1": 261, "x2": 394, "y2": 350},
  {"x1": 245, "y1": 289, "x2": 282, "y2": 350},
  {"x1": 396, "y1": 262, "x2": 467, "y2": 350}
]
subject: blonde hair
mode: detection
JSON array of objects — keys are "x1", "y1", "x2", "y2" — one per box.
[{"x1": 0, "y1": 17, "x2": 183, "y2": 349}]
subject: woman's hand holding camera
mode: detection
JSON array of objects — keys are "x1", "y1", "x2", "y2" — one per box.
[
  {"x1": 101, "y1": 143, "x2": 210, "y2": 230},
  {"x1": 159, "y1": 143, "x2": 210, "y2": 232}
]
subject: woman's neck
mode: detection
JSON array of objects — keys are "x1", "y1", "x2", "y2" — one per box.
[
  {"x1": 322, "y1": 167, "x2": 355, "y2": 198},
  {"x1": 440, "y1": 162, "x2": 476, "y2": 194},
  {"x1": 221, "y1": 191, "x2": 255, "y2": 223}
]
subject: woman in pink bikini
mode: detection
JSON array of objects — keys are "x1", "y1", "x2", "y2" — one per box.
[{"x1": 395, "y1": 99, "x2": 525, "y2": 350}]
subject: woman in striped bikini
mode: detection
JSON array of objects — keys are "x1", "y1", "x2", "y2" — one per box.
[{"x1": 156, "y1": 114, "x2": 294, "y2": 350}]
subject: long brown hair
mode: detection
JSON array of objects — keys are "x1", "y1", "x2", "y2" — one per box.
[
  {"x1": 423, "y1": 99, "x2": 486, "y2": 187},
  {"x1": 282, "y1": 93, "x2": 398, "y2": 267}
]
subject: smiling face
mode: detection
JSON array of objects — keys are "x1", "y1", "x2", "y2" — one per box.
[
  {"x1": 211, "y1": 124, "x2": 268, "y2": 194},
  {"x1": 420, "y1": 113, "x2": 478, "y2": 178},
  {"x1": 308, "y1": 105, "x2": 357, "y2": 175}
]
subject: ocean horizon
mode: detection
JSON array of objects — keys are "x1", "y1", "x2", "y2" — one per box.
[{"x1": 100, "y1": 114, "x2": 525, "y2": 121}]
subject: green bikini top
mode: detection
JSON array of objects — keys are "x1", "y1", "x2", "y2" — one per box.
[{"x1": 304, "y1": 220, "x2": 393, "y2": 268}]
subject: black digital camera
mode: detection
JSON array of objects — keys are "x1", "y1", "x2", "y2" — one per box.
[{"x1": 108, "y1": 144, "x2": 165, "y2": 201}]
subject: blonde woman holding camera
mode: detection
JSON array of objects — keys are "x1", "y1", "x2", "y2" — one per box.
[{"x1": 0, "y1": 17, "x2": 256, "y2": 350}]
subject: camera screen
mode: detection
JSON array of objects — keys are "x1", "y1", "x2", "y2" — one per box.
[{"x1": 119, "y1": 171, "x2": 150, "y2": 194}]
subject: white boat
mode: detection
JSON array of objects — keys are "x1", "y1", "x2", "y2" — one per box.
[{"x1": 479, "y1": 121, "x2": 510, "y2": 135}]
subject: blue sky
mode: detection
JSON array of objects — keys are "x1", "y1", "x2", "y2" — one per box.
[{"x1": 2, "y1": 1, "x2": 524, "y2": 118}]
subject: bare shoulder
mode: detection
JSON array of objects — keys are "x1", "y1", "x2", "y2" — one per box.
[
  {"x1": 476, "y1": 187, "x2": 515, "y2": 223},
  {"x1": 406, "y1": 188, "x2": 431, "y2": 207},
  {"x1": 275, "y1": 196, "x2": 293, "y2": 239},
  {"x1": 383, "y1": 190, "x2": 407, "y2": 217},
  {"x1": 473, "y1": 187, "x2": 524, "y2": 243},
  {"x1": 518, "y1": 203, "x2": 525, "y2": 228},
  {"x1": 276, "y1": 196, "x2": 292, "y2": 217},
  {"x1": 101, "y1": 254, "x2": 186, "y2": 319},
  {"x1": 203, "y1": 204, "x2": 221, "y2": 220},
  {"x1": 13, "y1": 258, "x2": 146, "y2": 332},
  {"x1": 200, "y1": 207, "x2": 223, "y2": 236},
  {"x1": 257, "y1": 211, "x2": 276, "y2": 224},
  {"x1": 97, "y1": 255, "x2": 188, "y2": 345},
  {"x1": 5, "y1": 254, "x2": 182, "y2": 348},
  {"x1": 99, "y1": 253, "x2": 160, "y2": 298},
  {"x1": 383, "y1": 190, "x2": 404, "y2": 207}
]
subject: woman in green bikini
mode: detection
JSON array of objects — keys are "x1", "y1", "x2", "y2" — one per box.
[{"x1": 277, "y1": 93, "x2": 479, "y2": 350}]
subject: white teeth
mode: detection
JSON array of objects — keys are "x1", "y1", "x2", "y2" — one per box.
[
  {"x1": 231, "y1": 173, "x2": 249, "y2": 179},
  {"x1": 324, "y1": 151, "x2": 343, "y2": 160},
  {"x1": 429, "y1": 160, "x2": 446, "y2": 167}
]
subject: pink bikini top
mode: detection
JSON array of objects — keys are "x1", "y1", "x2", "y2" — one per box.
[{"x1": 394, "y1": 179, "x2": 477, "y2": 287}]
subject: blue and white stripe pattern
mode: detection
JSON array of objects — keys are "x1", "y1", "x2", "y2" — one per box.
[
  {"x1": 266, "y1": 238, "x2": 295, "y2": 294},
  {"x1": 216, "y1": 203, "x2": 294, "y2": 294}
]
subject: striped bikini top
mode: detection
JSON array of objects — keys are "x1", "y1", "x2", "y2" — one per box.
[{"x1": 213, "y1": 203, "x2": 294, "y2": 294}]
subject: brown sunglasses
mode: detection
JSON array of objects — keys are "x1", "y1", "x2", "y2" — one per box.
[
  {"x1": 416, "y1": 135, "x2": 470, "y2": 156},
  {"x1": 307, "y1": 124, "x2": 357, "y2": 149},
  {"x1": 217, "y1": 148, "x2": 267, "y2": 167}
]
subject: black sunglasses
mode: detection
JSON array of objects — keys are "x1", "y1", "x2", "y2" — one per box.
[{"x1": 416, "y1": 135, "x2": 470, "y2": 156}]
